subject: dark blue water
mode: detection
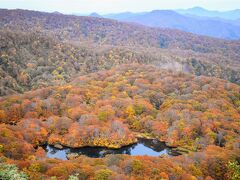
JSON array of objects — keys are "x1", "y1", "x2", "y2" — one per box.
[{"x1": 44, "y1": 139, "x2": 174, "y2": 160}]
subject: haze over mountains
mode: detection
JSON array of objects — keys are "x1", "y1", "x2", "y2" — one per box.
[
  {"x1": 177, "y1": 7, "x2": 240, "y2": 20},
  {"x1": 89, "y1": 7, "x2": 240, "y2": 40}
]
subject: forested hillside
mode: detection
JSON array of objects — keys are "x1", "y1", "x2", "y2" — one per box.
[
  {"x1": 0, "y1": 64, "x2": 239, "y2": 179},
  {"x1": 1, "y1": 9, "x2": 240, "y2": 96},
  {"x1": 0, "y1": 7, "x2": 240, "y2": 180},
  {"x1": 1, "y1": 9, "x2": 240, "y2": 56}
]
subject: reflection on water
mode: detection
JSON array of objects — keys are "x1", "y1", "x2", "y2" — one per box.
[{"x1": 44, "y1": 138, "x2": 173, "y2": 160}]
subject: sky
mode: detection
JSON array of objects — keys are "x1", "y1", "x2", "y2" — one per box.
[{"x1": 0, "y1": 0, "x2": 239, "y2": 14}]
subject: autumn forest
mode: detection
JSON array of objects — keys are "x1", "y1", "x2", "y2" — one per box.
[{"x1": 0, "y1": 7, "x2": 240, "y2": 180}]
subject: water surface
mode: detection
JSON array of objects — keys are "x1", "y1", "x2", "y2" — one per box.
[{"x1": 44, "y1": 138, "x2": 173, "y2": 160}]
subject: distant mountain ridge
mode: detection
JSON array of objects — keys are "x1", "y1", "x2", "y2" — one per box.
[
  {"x1": 104, "y1": 12, "x2": 146, "y2": 20},
  {"x1": 89, "y1": 12, "x2": 102, "y2": 18},
  {"x1": 100, "y1": 9, "x2": 240, "y2": 40},
  {"x1": 177, "y1": 7, "x2": 240, "y2": 20}
]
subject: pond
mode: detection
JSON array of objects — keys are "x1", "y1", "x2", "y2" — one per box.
[{"x1": 43, "y1": 138, "x2": 177, "y2": 160}]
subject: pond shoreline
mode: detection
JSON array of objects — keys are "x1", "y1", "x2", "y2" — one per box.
[{"x1": 42, "y1": 138, "x2": 182, "y2": 160}]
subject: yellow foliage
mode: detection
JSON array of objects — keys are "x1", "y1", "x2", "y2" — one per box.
[
  {"x1": 125, "y1": 106, "x2": 135, "y2": 118},
  {"x1": 0, "y1": 144, "x2": 4, "y2": 153},
  {"x1": 188, "y1": 164, "x2": 203, "y2": 177}
]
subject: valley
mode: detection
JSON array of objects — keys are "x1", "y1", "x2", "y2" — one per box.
[{"x1": 0, "y1": 7, "x2": 239, "y2": 180}]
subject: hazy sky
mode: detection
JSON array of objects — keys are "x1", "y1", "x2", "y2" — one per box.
[{"x1": 0, "y1": 0, "x2": 239, "y2": 14}]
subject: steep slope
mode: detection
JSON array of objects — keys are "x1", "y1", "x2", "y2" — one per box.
[
  {"x1": 1, "y1": 28, "x2": 240, "y2": 96},
  {"x1": 1, "y1": 9, "x2": 240, "y2": 54},
  {"x1": 1, "y1": 9, "x2": 240, "y2": 96}
]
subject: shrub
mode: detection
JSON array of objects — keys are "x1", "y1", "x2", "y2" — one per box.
[
  {"x1": 0, "y1": 144, "x2": 4, "y2": 153},
  {"x1": 97, "y1": 106, "x2": 114, "y2": 122},
  {"x1": 98, "y1": 111, "x2": 109, "y2": 122},
  {"x1": 131, "y1": 119, "x2": 142, "y2": 131},
  {"x1": 0, "y1": 163, "x2": 28, "y2": 180},
  {"x1": 28, "y1": 162, "x2": 46, "y2": 173},
  {"x1": 132, "y1": 160, "x2": 144, "y2": 175},
  {"x1": 94, "y1": 169, "x2": 112, "y2": 180},
  {"x1": 133, "y1": 104, "x2": 144, "y2": 115},
  {"x1": 228, "y1": 161, "x2": 240, "y2": 180},
  {"x1": 68, "y1": 173, "x2": 79, "y2": 180}
]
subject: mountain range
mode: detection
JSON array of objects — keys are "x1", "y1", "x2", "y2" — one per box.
[
  {"x1": 177, "y1": 7, "x2": 240, "y2": 20},
  {"x1": 100, "y1": 7, "x2": 240, "y2": 40},
  {"x1": 0, "y1": 8, "x2": 240, "y2": 180}
]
